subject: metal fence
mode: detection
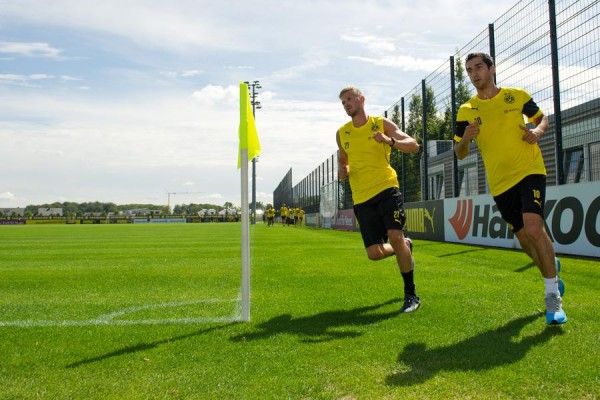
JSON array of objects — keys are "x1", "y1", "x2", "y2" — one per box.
[
  {"x1": 275, "y1": 0, "x2": 600, "y2": 212},
  {"x1": 273, "y1": 168, "x2": 293, "y2": 211}
]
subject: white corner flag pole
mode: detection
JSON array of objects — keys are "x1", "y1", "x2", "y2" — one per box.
[{"x1": 240, "y1": 148, "x2": 251, "y2": 322}]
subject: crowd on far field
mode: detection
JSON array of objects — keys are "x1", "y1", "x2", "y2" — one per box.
[{"x1": 264, "y1": 204, "x2": 305, "y2": 227}]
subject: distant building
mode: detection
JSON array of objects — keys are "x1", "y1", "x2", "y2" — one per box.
[
  {"x1": 122, "y1": 208, "x2": 161, "y2": 216},
  {"x1": 1, "y1": 207, "x2": 25, "y2": 217},
  {"x1": 38, "y1": 208, "x2": 63, "y2": 217},
  {"x1": 218, "y1": 208, "x2": 237, "y2": 216}
]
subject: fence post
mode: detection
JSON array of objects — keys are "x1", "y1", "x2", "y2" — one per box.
[
  {"x1": 450, "y1": 56, "x2": 460, "y2": 198},
  {"x1": 549, "y1": 0, "x2": 565, "y2": 185},
  {"x1": 489, "y1": 23, "x2": 497, "y2": 84},
  {"x1": 401, "y1": 97, "x2": 407, "y2": 203},
  {"x1": 421, "y1": 80, "x2": 429, "y2": 201}
]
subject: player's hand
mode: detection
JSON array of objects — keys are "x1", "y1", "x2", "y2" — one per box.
[
  {"x1": 338, "y1": 164, "x2": 349, "y2": 181},
  {"x1": 372, "y1": 131, "x2": 389, "y2": 144},
  {"x1": 519, "y1": 124, "x2": 542, "y2": 144},
  {"x1": 464, "y1": 120, "x2": 480, "y2": 142}
]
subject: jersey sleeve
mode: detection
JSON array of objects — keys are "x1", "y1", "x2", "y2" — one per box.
[
  {"x1": 454, "y1": 121, "x2": 469, "y2": 142},
  {"x1": 455, "y1": 105, "x2": 470, "y2": 142},
  {"x1": 522, "y1": 97, "x2": 543, "y2": 122}
]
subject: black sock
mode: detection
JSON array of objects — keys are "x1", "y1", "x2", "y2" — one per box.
[{"x1": 401, "y1": 270, "x2": 416, "y2": 296}]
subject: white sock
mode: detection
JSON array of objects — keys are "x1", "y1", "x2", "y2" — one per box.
[{"x1": 544, "y1": 277, "x2": 559, "y2": 296}]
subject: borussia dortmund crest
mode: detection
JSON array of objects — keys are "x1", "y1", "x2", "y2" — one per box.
[
  {"x1": 504, "y1": 92, "x2": 515, "y2": 104},
  {"x1": 371, "y1": 121, "x2": 380, "y2": 132}
]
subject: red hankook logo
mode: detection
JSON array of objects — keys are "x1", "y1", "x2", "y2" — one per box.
[{"x1": 449, "y1": 199, "x2": 473, "y2": 240}]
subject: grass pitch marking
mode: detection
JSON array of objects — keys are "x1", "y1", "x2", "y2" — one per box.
[{"x1": 0, "y1": 298, "x2": 242, "y2": 327}]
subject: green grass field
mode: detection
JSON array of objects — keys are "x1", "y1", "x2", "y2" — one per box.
[{"x1": 0, "y1": 223, "x2": 598, "y2": 399}]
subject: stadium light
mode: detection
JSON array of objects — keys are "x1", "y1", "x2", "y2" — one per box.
[{"x1": 244, "y1": 80, "x2": 261, "y2": 224}]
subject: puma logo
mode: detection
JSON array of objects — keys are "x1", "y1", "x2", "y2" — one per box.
[{"x1": 424, "y1": 208, "x2": 435, "y2": 234}]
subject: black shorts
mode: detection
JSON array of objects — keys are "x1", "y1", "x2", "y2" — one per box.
[
  {"x1": 493, "y1": 174, "x2": 546, "y2": 233},
  {"x1": 353, "y1": 187, "x2": 406, "y2": 248}
]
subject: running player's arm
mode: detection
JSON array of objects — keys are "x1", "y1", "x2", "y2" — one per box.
[
  {"x1": 520, "y1": 97, "x2": 549, "y2": 144},
  {"x1": 453, "y1": 120, "x2": 472, "y2": 159},
  {"x1": 336, "y1": 130, "x2": 349, "y2": 180},
  {"x1": 382, "y1": 118, "x2": 420, "y2": 154}
]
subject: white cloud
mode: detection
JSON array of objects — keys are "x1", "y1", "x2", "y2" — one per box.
[
  {"x1": 341, "y1": 31, "x2": 397, "y2": 53},
  {"x1": 0, "y1": 73, "x2": 28, "y2": 84},
  {"x1": 0, "y1": 1, "x2": 243, "y2": 52},
  {"x1": 60, "y1": 75, "x2": 82, "y2": 81},
  {"x1": 161, "y1": 70, "x2": 203, "y2": 79},
  {"x1": 268, "y1": 48, "x2": 331, "y2": 83},
  {"x1": 181, "y1": 70, "x2": 201, "y2": 77},
  {"x1": 348, "y1": 54, "x2": 446, "y2": 72},
  {"x1": 191, "y1": 85, "x2": 238, "y2": 106},
  {"x1": 0, "y1": 73, "x2": 81, "y2": 87},
  {"x1": 0, "y1": 192, "x2": 15, "y2": 201},
  {"x1": 29, "y1": 73, "x2": 53, "y2": 80},
  {"x1": 0, "y1": 41, "x2": 62, "y2": 58}
]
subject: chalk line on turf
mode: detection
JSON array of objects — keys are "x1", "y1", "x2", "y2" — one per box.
[{"x1": 0, "y1": 297, "x2": 243, "y2": 327}]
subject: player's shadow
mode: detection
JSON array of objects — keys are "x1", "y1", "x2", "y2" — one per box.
[
  {"x1": 231, "y1": 298, "x2": 402, "y2": 343},
  {"x1": 514, "y1": 261, "x2": 536, "y2": 273},
  {"x1": 66, "y1": 323, "x2": 235, "y2": 368},
  {"x1": 386, "y1": 313, "x2": 564, "y2": 386},
  {"x1": 436, "y1": 247, "x2": 489, "y2": 258}
]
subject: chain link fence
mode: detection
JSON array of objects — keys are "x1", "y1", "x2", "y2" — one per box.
[{"x1": 275, "y1": 0, "x2": 599, "y2": 213}]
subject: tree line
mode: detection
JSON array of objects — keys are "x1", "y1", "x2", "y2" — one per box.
[{"x1": 3, "y1": 201, "x2": 266, "y2": 218}]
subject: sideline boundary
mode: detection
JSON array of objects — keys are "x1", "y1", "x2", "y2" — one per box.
[{"x1": 0, "y1": 298, "x2": 242, "y2": 328}]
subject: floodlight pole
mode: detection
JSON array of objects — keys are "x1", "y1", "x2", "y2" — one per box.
[{"x1": 245, "y1": 80, "x2": 261, "y2": 224}]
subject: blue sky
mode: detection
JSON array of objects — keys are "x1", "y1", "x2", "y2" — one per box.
[{"x1": 0, "y1": 0, "x2": 517, "y2": 208}]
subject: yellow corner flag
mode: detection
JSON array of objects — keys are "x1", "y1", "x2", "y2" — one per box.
[{"x1": 238, "y1": 82, "x2": 261, "y2": 169}]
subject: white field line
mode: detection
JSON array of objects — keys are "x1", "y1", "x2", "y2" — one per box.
[{"x1": 0, "y1": 297, "x2": 242, "y2": 327}]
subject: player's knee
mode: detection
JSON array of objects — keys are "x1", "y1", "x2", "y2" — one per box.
[
  {"x1": 366, "y1": 246, "x2": 385, "y2": 261},
  {"x1": 522, "y1": 223, "x2": 545, "y2": 241}
]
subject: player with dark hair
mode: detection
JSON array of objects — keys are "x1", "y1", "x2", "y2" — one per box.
[{"x1": 454, "y1": 52, "x2": 567, "y2": 325}]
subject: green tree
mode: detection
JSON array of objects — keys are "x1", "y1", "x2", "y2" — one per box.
[
  {"x1": 404, "y1": 93, "x2": 424, "y2": 202},
  {"x1": 423, "y1": 84, "x2": 442, "y2": 141},
  {"x1": 455, "y1": 54, "x2": 472, "y2": 108},
  {"x1": 436, "y1": 53, "x2": 473, "y2": 141},
  {"x1": 438, "y1": 106, "x2": 453, "y2": 141},
  {"x1": 406, "y1": 93, "x2": 423, "y2": 142},
  {"x1": 402, "y1": 84, "x2": 443, "y2": 202},
  {"x1": 389, "y1": 104, "x2": 404, "y2": 180}
]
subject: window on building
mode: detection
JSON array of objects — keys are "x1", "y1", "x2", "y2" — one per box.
[
  {"x1": 589, "y1": 142, "x2": 600, "y2": 182},
  {"x1": 458, "y1": 167, "x2": 477, "y2": 197},
  {"x1": 429, "y1": 174, "x2": 444, "y2": 200},
  {"x1": 564, "y1": 147, "x2": 584, "y2": 184}
]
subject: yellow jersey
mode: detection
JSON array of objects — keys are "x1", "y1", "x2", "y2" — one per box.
[
  {"x1": 338, "y1": 116, "x2": 398, "y2": 204},
  {"x1": 454, "y1": 87, "x2": 546, "y2": 196}
]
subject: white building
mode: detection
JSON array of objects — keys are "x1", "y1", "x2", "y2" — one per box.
[{"x1": 38, "y1": 208, "x2": 63, "y2": 217}]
